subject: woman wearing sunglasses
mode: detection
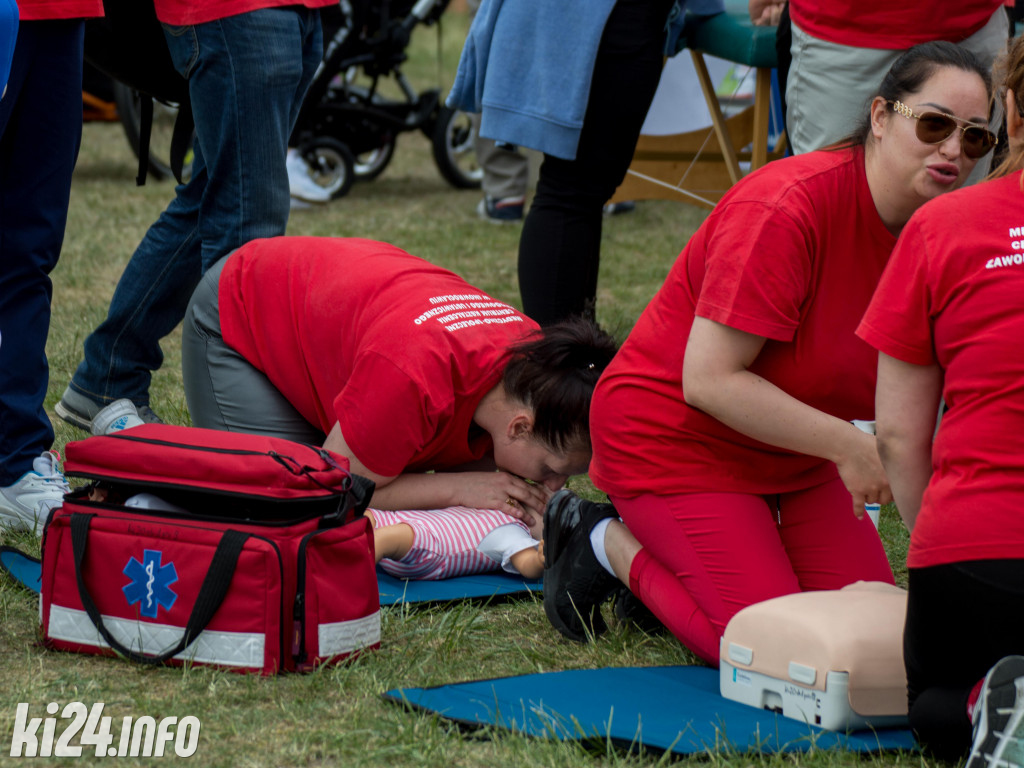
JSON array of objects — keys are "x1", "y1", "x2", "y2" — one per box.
[
  {"x1": 858, "y1": 37, "x2": 1024, "y2": 765},
  {"x1": 540, "y1": 42, "x2": 995, "y2": 657}
]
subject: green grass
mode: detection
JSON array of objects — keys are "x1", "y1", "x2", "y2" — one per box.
[{"x1": 0, "y1": 11, "x2": 921, "y2": 767}]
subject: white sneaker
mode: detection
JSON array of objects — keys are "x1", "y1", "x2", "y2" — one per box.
[
  {"x1": 968, "y1": 656, "x2": 1024, "y2": 768},
  {"x1": 91, "y1": 398, "x2": 146, "y2": 436},
  {"x1": 287, "y1": 149, "x2": 331, "y2": 204},
  {"x1": 0, "y1": 451, "x2": 70, "y2": 534}
]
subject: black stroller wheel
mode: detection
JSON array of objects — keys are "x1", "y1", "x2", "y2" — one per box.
[
  {"x1": 431, "y1": 107, "x2": 483, "y2": 190},
  {"x1": 352, "y1": 138, "x2": 396, "y2": 183},
  {"x1": 300, "y1": 137, "x2": 356, "y2": 200}
]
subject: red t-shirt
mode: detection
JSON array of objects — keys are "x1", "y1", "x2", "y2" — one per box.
[
  {"x1": 18, "y1": 0, "x2": 102, "y2": 21},
  {"x1": 154, "y1": 0, "x2": 334, "y2": 27},
  {"x1": 857, "y1": 173, "x2": 1024, "y2": 568},
  {"x1": 790, "y1": 0, "x2": 1001, "y2": 50},
  {"x1": 218, "y1": 237, "x2": 539, "y2": 477},
  {"x1": 590, "y1": 147, "x2": 895, "y2": 499}
]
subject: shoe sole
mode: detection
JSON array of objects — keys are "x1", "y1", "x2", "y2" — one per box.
[
  {"x1": 542, "y1": 491, "x2": 608, "y2": 642},
  {"x1": 543, "y1": 491, "x2": 576, "y2": 569},
  {"x1": 542, "y1": 492, "x2": 578, "y2": 640},
  {"x1": 969, "y1": 656, "x2": 1024, "y2": 768},
  {"x1": 0, "y1": 493, "x2": 41, "y2": 534},
  {"x1": 55, "y1": 400, "x2": 94, "y2": 432}
]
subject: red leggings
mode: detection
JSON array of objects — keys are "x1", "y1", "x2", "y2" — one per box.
[{"x1": 613, "y1": 476, "x2": 895, "y2": 665}]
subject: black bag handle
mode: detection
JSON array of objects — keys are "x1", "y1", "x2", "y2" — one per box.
[
  {"x1": 349, "y1": 474, "x2": 375, "y2": 519},
  {"x1": 133, "y1": 97, "x2": 193, "y2": 186},
  {"x1": 71, "y1": 513, "x2": 248, "y2": 665}
]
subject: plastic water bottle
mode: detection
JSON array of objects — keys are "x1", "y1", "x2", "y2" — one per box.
[{"x1": 851, "y1": 419, "x2": 881, "y2": 528}]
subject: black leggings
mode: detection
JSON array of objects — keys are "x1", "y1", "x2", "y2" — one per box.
[
  {"x1": 517, "y1": 0, "x2": 674, "y2": 326},
  {"x1": 905, "y1": 559, "x2": 1024, "y2": 761}
]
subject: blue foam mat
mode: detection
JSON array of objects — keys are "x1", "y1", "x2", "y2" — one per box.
[
  {"x1": 0, "y1": 547, "x2": 41, "y2": 594},
  {"x1": 0, "y1": 548, "x2": 539, "y2": 605},
  {"x1": 377, "y1": 569, "x2": 541, "y2": 605},
  {"x1": 384, "y1": 665, "x2": 918, "y2": 755}
]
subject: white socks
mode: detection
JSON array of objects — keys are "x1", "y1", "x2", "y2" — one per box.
[{"x1": 589, "y1": 517, "x2": 617, "y2": 576}]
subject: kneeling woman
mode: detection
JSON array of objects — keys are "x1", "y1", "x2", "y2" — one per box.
[
  {"x1": 544, "y1": 42, "x2": 995, "y2": 662},
  {"x1": 182, "y1": 237, "x2": 616, "y2": 519}
]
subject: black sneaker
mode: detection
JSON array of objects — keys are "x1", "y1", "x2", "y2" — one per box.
[
  {"x1": 612, "y1": 586, "x2": 667, "y2": 635},
  {"x1": 542, "y1": 490, "x2": 619, "y2": 642},
  {"x1": 967, "y1": 655, "x2": 1024, "y2": 768}
]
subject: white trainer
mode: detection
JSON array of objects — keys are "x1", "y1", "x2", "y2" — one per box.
[
  {"x1": 0, "y1": 451, "x2": 70, "y2": 534},
  {"x1": 968, "y1": 656, "x2": 1024, "y2": 768},
  {"x1": 287, "y1": 149, "x2": 331, "y2": 204},
  {"x1": 91, "y1": 398, "x2": 146, "y2": 436}
]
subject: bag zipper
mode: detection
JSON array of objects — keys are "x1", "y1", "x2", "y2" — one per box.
[
  {"x1": 90, "y1": 434, "x2": 352, "y2": 488},
  {"x1": 104, "y1": 432, "x2": 314, "y2": 461},
  {"x1": 292, "y1": 529, "x2": 318, "y2": 669},
  {"x1": 256, "y1": 534, "x2": 287, "y2": 674}
]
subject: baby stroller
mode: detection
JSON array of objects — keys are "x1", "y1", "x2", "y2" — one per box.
[{"x1": 290, "y1": 0, "x2": 482, "y2": 199}]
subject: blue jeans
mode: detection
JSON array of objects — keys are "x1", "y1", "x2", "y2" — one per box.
[
  {"x1": 0, "y1": 20, "x2": 84, "y2": 483},
  {"x1": 67, "y1": 7, "x2": 322, "y2": 408}
]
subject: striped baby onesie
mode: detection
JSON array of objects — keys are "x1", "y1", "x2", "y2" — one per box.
[{"x1": 371, "y1": 506, "x2": 538, "y2": 580}]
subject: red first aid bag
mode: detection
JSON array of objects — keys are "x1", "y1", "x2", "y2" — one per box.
[{"x1": 40, "y1": 424, "x2": 380, "y2": 675}]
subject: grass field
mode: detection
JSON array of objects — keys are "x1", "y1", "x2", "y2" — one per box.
[{"x1": 0, "y1": 12, "x2": 920, "y2": 768}]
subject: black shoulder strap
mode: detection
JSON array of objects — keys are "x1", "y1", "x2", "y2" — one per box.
[
  {"x1": 135, "y1": 96, "x2": 192, "y2": 186},
  {"x1": 71, "y1": 513, "x2": 248, "y2": 665}
]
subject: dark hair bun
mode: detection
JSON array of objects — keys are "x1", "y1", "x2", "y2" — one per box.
[{"x1": 502, "y1": 317, "x2": 618, "y2": 452}]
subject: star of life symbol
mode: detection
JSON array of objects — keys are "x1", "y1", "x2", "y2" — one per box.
[{"x1": 123, "y1": 549, "x2": 178, "y2": 619}]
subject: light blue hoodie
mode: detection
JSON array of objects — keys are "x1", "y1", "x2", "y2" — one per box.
[{"x1": 447, "y1": 0, "x2": 722, "y2": 160}]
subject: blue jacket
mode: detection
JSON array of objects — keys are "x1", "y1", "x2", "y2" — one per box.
[
  {"x1": 447, "y1": 0, "x2": 722, "y2": 160},
  {"x1": 447, "y1": 0, "x2": 615, "y2": 160},
  {"x1": 0, "y1": 0, "x2": 17, "y2": 98}
]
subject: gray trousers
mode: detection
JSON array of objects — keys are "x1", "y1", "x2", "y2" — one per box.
[
  {"x1": 181, "y1": 256, "x2": 326, "y2": 444},
  {"x1": 787, "y1": 7, "x2": 1008, "y2": 184},
  {"x1": 471, "y1": 112, "x2": 530, "y2": 200}
]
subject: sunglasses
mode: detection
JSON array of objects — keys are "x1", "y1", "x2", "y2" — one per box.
[{"x1": 888, "y1": 100, "x2": 997, "y2": 159}]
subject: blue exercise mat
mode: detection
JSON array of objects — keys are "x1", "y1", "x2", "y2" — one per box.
[
  {"x1": 384, "y1": 665, "x2": 918, "y2": 756},
  {"x1": 0, "y1": 547, "x2": 41, "y2": 594},
  {"x1": 0, "y1": 550, "x2": 540, "y2": 606},
  {"x1": 377, "y1": 568, "x2": 541, "y2": 605}
]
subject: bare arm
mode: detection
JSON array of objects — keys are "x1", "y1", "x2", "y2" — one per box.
[
  {"x1": 683, "y1": 316, "x2": 891, "y2": 518},
  {"x1": 322, "y1": 422, "x2": 546, "y2": 525},
  {"x1": 749, "y1": 0, "x2": 785, "y2": 25},
  {"x1": 874, "y1": 353, "x2": 942, "y2": 532}
]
